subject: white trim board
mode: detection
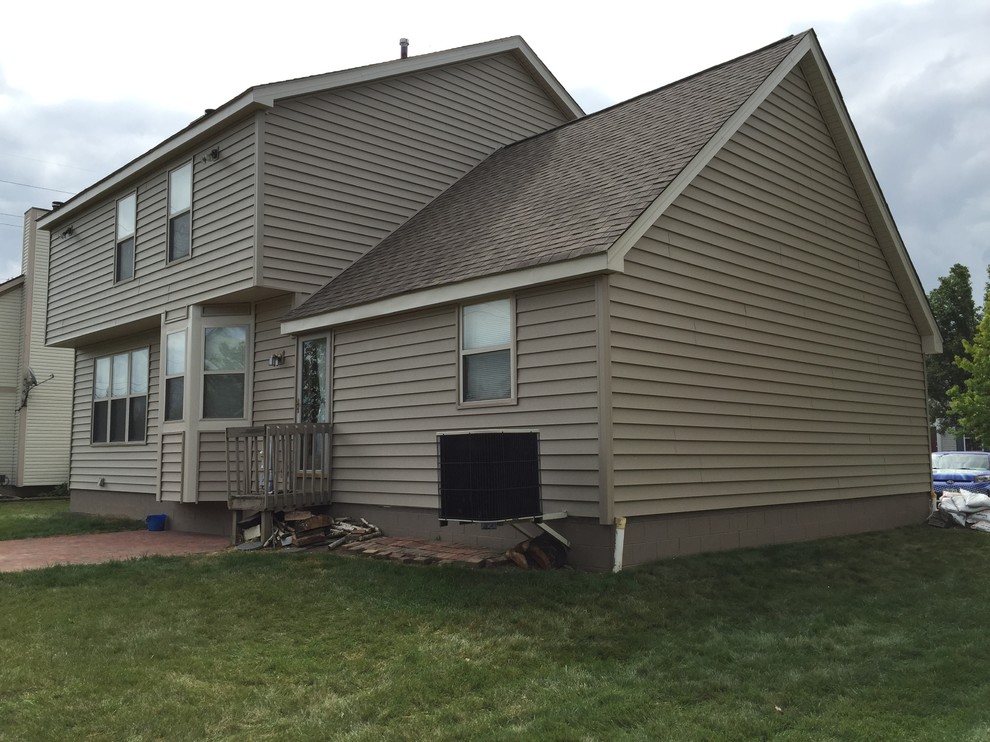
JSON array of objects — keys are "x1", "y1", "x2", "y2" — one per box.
[{"x1": 281, "y1": 253, "x2": 612, "y2": 334}]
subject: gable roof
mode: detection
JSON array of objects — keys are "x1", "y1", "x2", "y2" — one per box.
[
  {"x1": 283, "y1": 31, "x2": 941, "y2": 354},
  {"x1": 38, "y1": 36, "x2": 582, "y2": 232},
  {"x1": 0, "y1": 274, "x2": 25, "y2": 298}
]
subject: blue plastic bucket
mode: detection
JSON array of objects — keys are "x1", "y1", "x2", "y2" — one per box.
[{"x1": 146, "y1": 514, "x2": 168, "y2": 531}]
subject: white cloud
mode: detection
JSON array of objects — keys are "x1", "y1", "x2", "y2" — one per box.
[
  {"x1": 816, "y1": 0, "x2": 990, "y2": 293},
  {"x1": 0, "y1": 256, "x2": 20, "y2": 281}
]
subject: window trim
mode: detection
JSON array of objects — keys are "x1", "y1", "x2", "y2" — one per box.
[
  {"x1": 201, "y1": 320, "x2": 250, "y2": 421},
  {"x1": 297, "y1": 333, "x2": 331, "y2": 425},
  {"x1": 114, "y1": 192, "x2": 137, "y2": 284},
  {"x1": 163, "y1": 329, "x2": 186, "y2": 422},
  {"x1": 457, "y1": 296, "x2": 517, "y2": 408},
  {"x1": 91, "y1": 347, "x2": 150, "y2": 445},
  {"x1": 167, "y1": 161, "x2": 193, "y2": 264}
]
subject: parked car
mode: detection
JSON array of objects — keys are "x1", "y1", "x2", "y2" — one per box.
[{"x1": 932, "y1": 451, "x2": 990, "y2": 495}]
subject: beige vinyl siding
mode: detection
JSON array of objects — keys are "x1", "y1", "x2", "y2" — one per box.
[
  {"x1": 48, "y1": 120, "x2": 258, "y2": 346},
  {"x1": 159, "y1": 431, "x2": 184, "y2": 501},
  {"x1": 261, "y1": 53, "x2": 570, "y2": 294},
  {"x1": 0, "y1": 280, "x2": 23, "y2": 480},
  {"x1": 70, "y1": 331, "x2": 160, "y2": 495},
  {"x1": 609, "y1": 66, "x2": 930, "y2": 516},
  {"x1": 331, "y1": 281, "x2": 601, "y2": 517},
  {"x1": 196, "y1": 431, "x2": 228, "y2": 501},
  {"x1": 252, "y1": 294, "x2": 296, "y2": 425},
  {"x1": 20, "y1": 214, "x2": 74, "y2": 486}
]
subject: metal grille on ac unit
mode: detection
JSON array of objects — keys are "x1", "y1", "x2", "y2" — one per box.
[{"x1": 436, "y1": 430, "x2": 542, "y2": 523}]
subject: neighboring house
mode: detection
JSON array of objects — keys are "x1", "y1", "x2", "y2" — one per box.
[
  {"x1": 0, "y1": 209, "x2": 73, "y2": 494},
  {"x1": 38, "y1": 31, "x2": 940, "y2": 570},
  {"x1": 935, "y1": 429, "x2": 976, "y2": 453}
]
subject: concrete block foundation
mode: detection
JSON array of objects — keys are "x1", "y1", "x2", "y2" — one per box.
[{"x1": 69, "y1": 489, "x2": 931, "y2": 572}]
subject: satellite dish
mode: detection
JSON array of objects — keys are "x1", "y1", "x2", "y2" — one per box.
[{"x1": 19, "y1": 368, "x2": 53, "y2": 410}]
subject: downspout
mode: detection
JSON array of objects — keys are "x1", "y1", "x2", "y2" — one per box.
[
  {"x1": 612, "y1": 516, "x2": 627, "y2": 573},
  {"x1": 922, "y1": 354, "x2": 938, "y2": 517}
]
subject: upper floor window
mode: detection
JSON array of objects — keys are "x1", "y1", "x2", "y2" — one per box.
[
  {"x1": 460, "y1": 298, "x2": 514, "y2": 404},
  {"x1": 115, "y1": 193, "x2": 136, "y2": 282},
  {"x1": 203, "y1": 325, "x2": 248, "y2": 418},
  {"x1": 168, "y1": 162, "x2": 192, "y2": 262},
  {"x1": 92, "y1": 348, "x2": 149, "y2": 443}
]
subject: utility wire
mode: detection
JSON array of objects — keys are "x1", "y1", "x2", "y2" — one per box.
[{"x1": 0, "y1": 179, "x2": 75, "y2": 194}]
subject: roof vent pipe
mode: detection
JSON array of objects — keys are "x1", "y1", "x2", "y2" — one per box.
[{"x1": 400, "y1": 38, "x2": 409, "y2": 59}]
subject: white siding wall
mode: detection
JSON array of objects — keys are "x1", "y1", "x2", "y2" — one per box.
[
  {"x1": 20, "y1": 211, "x2": 74, "y2": 486},
  {"x1": 261, "y1": 54, "x2": 571, "y2": 294},
  {"x1": 609, "y1": 67, "x2": 930, "y2": 516},
  {"x1": 48, "y1": 120, "x2": 258, "y2": 346},
  {"x1": 71, "y1": 330, "x2": 160, "y2": 495},
  {"x1": 331, "y1": 281, "x2": 601, "y2": 517},
  {"x1": 0, "y1": 280, "x2": 23, "y2": 482}
]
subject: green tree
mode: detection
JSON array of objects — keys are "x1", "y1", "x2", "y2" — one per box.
[
  {"x1": 927, "y1": 264, "x2": 978, "y2": 431},
  {"x1": 948, "y1": 270, "x2": 990, "y2": 442}
]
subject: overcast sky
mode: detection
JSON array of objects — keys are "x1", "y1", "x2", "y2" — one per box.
[{"x1": 2, "y1": 0, "x2": 987, "y2": 300}]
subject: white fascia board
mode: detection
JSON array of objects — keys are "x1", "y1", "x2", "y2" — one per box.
[
  {"x1": 799, "y1": 42, "x2": 942, "y2": 354},
  {"x1": 0, "y1": 275, "x2": 25, "y2": 297},
  {"x1": 281, "y1": 253, "x2": 612, "y2": 335},
  {"x1": 605, "y1": 34, "x2": 815, "y2": 272},
  {"x1": 508, "y1": 38, "x2": 585, "y2": 119},
  {"x1": 38, "y1": 96, "x2": 267, "y2": 230}
]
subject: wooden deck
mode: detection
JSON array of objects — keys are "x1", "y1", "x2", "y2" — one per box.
[{"x1": 225, "y1": 423, "x2": 333, "y2": 513}]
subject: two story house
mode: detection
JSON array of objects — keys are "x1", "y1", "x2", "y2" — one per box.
[{"x1": 39, "y1": 32, "x2": 939, "y2": 570}]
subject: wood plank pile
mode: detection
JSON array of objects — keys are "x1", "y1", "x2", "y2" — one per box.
[
  {"x1": 504, "y1": 534, "x2": 566, "y2": 570},
  {"x1": 341, "y1": 536, "x2": 511, "y2": 567},
  {"x1": 239, "y1": 510, "x2": 383, "y2": 550},
  {"x1": 279, "y1": 511, "x2": 383, "y2": 549}
]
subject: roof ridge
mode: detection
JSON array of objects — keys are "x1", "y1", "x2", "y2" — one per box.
[
  {"x1": 498, "y1": 31, "x2": 807, "y2": 153},
  {"x1": 250, "y1": 35, "x2": 527, "y2": 93}
]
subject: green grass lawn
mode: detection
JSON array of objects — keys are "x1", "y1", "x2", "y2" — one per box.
[
  {"x1": 0, "y1": 499, "x2": 144, "y2": 541},
  {"x1": 1, "y1": 525, "x2": 988, "y2": 741}
]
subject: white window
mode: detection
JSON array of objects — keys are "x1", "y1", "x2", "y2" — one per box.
[
  {"x1": 299, "y1": 336, "x2": 329, "y2": 424},
  {"x1": 167, "y1": 162, "x2": 192, "y2": 262},
  {"x1": 460, "y1": 298, "x2": 514, "y2": 403},
  {"x1": 164, "y1": 330, "x2": 186, "y2": 421},
  {"x1": 115, "y1": 193, "x2": 136, "y2": 282},
  {"x1": 92, "y1": 348, "x2": 149, "y2": 443},
  {"x1": 203, "y1": 325, "x2": 247, "y2": 418}
]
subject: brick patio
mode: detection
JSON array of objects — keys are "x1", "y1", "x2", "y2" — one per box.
[
  {"x1": 0, "y1": 530, "x2": 230, "y2": 573},
  {"x1": 342, "y1": 536, "x2": 510, "y2": 567},
  {"x1": 0, "y1": 531, "x2": 512, "y2": 573}
]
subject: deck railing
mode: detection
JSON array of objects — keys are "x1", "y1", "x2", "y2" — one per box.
[{"x1": 225, "y1": 423, "x2": 332, "y2": 512}]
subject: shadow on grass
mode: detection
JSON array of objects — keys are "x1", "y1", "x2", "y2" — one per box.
[
  {"x1": 0, "y1": 499, "x2": 144, "y2": 541},
  {"x1": 1, "y1": 524, "x2": 987, "y2": 740}
]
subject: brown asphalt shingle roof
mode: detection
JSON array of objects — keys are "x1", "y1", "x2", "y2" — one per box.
[{"x1": 287, "y1": 32, "x2": 807, "y2": 322}]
